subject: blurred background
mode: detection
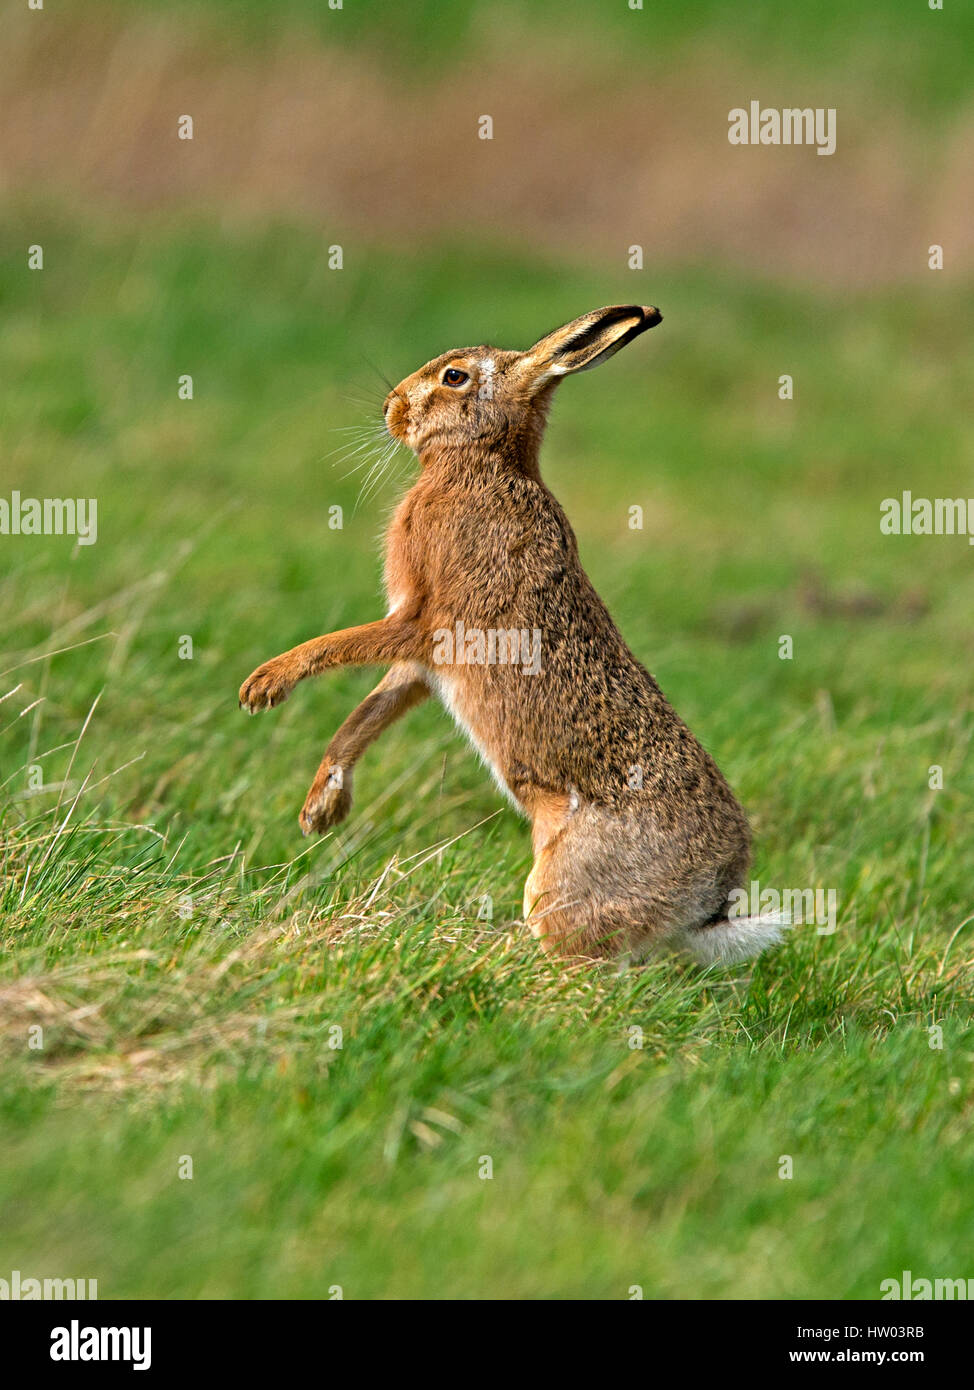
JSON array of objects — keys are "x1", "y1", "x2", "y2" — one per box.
[
  {"x1": 6, "y1": 0, "x2": 974, "y2": 279},
  {"x1": 1, "y1": 0, "x2": 972, "y2": 1299}
]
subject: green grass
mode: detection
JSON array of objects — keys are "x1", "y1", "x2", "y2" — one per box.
[{"x1": 1, "y1": 205, "x2": 973, "y2": 1298}]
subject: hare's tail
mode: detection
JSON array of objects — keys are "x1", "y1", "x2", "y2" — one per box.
[{"x1": 679, "y1": 911, "x2": 791, "y2": 966}]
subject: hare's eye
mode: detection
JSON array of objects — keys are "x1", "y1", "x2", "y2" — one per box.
[{"x1": 442, "y1": 367, "x2": 469, "y2": 387}]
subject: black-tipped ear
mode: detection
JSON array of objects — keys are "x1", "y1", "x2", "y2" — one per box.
[{"x1": 522, "y1": 304, "x2": 662, "y2": 382}]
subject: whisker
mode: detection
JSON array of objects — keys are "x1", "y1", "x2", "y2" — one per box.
[
  {"x1": 355, "y1": 438, "x2": 403, "y2": 511},
  {"x1": 334, "y1": 434, "x2": 393, "y2": 483},
  {"x1": 357, "y1": 353, "x2": 396, "y2": 393},
  {"x1": 370, "y1": 439, "x2": 407, "y2": 498},
  {"x1": 332, "y1": 432, "x2": 393, "y2": 470},
  {"x1": 321, "y1": 422, "x2": 390, "y2": 468},
  {"x1": 342, "y1": 386, "x2": 388, "y2": 412}
]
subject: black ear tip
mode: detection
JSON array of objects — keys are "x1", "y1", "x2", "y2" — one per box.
[{"x1": 641, "y1": 305, "x2": 663, "y2": 328}]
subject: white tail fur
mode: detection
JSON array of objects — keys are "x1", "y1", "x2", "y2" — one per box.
[{"x1": 680, "y1": 911, "x2": 791, "y2": 966}]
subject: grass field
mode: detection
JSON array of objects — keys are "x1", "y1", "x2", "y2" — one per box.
[{"x1": 1, "y1": 202, "x2": 972, "y2": 1298}]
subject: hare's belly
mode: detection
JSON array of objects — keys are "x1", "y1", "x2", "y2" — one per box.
[{"x1": 425, "y1": 668, "x2": 522, "y2": 811}]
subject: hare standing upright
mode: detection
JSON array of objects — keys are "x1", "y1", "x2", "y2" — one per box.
[{"x1": 239, "y1": 306, "x2": 786, "y2": 964}]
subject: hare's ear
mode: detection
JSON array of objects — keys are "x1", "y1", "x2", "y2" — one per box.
[{"x1": 518, "y1": 304, "x2": 661, "y2": 388}]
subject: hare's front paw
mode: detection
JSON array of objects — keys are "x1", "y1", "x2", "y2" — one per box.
[
  {"x1": 300, "y1": 766, "x2": 354, "y2": 835},
  {"x1": 239, "y1": 658, "x2": 297, "y2": 713}
]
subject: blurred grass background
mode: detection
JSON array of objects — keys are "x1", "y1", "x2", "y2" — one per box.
[{"x1": 0, "y1": 0, "x2": 972, "y2": 1299}]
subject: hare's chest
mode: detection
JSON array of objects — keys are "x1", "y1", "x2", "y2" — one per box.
[
  {"x1": 383, "y1": 494, "x2": 429, "y2": 604},
  {"x1": 426, "y1": 668, "x2": 522, "y2": 812}
]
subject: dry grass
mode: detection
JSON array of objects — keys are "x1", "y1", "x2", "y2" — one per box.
[{"x1": 4, "y1": 5, "x2": 973, "y2": 284}]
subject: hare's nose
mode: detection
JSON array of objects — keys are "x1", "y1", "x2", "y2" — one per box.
[{"x1": 384, "y1": 390, "x2": 408, "y2": 435}]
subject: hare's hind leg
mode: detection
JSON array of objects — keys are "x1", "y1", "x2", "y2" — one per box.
[
  {"x1": 521, "y1": 808, "x2": 622, "y2": 958},
  {"x1": 523, "y1": 810, "x2": 670, "y2": 960},
  {"x1": 524, "y1": 863, "x2": 650, "y2": 959},
  {"x1": 300, "y1": 662, "x2": 428, "y2": 834}
]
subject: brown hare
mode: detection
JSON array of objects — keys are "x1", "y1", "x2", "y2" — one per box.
[{"x1": 239, "y1": 305, "x2": 786, "y2": 965}]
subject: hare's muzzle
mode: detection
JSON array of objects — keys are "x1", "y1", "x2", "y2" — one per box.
[{"x1": 383, "y1": 389, "x2": 409, "y2": 438}]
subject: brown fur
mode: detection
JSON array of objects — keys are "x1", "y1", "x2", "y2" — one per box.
[{"x1": 239, "y1": 306, "x2": 752, "y2": 960}]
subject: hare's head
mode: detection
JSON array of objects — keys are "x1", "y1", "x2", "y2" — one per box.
[{"x1": 383, "y1": 304, "x2": 661, "y2": 464}]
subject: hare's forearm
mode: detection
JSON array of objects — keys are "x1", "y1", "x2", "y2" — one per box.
[
  {"x1": 239, "y1": 616, "x2": 424, "y2": 713},
  {"x1": 297, "y1": 616, "x2": 425, "y2": 675}
]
